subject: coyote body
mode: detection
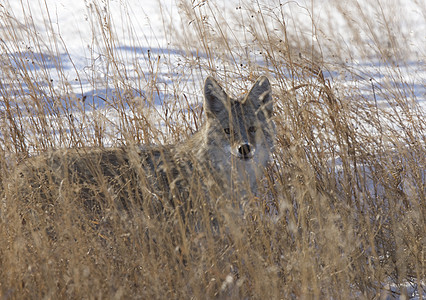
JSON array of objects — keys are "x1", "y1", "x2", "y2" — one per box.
[{"x1": 15, "y1": 76, "x2": 275, "y2": 215}]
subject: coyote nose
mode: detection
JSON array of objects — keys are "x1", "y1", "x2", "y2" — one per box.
[{"x1": 238, "y1": 143, "x2": 252, "y2": 158}]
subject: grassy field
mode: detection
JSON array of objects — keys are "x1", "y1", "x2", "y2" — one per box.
[{"x1": 0, "y1": 0, "x2": 424, "y2": 299}]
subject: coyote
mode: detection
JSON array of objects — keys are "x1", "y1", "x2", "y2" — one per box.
[{"x1": 14, "y1": 76, "x2": 275, "y2": 217}]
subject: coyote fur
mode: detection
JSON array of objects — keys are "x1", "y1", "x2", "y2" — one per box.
[{"x1": 14, "y1": 76, "x2": 275, "y2": 216}]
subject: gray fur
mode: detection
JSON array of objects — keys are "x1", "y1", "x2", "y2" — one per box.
[{"x1": 14, "y1": 76, "x2": 275, "y2": 216}]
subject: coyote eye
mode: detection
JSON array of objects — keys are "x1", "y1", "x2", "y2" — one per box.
[
  {"x1": 248, "y1": 126, "x2": 256, "y2": 133},
  {"x1": 224, "y1": 128, "x2": 231, "y2": 135}
]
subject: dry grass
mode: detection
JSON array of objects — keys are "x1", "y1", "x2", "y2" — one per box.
[{"x1": 0, "y1": 0, "x2": 425, "y2": 299}]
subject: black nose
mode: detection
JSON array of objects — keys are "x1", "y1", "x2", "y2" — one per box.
[{"x1": 238, "y1": 144, "x2": 251, "y2": 157}]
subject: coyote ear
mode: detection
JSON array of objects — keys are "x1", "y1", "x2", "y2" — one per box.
[
  {"x1": 244, "y1": 76, "x2": 273, "y2": 118},
  {"x1": 204, "y1": 76, "x2": 230, "y2": 118}
]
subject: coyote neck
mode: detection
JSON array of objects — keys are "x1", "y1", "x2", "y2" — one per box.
[{"x1": 175, "y1": 126, "x2": 212, "y2": 169}]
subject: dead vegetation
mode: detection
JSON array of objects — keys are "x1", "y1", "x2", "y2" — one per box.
[{"x1": 0, "y1": 0, "x2": 425, "y2": 298}]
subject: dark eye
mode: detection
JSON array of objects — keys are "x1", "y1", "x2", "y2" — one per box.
[
  {"x1": 248, "y1": 126, "x2": 256, "y2": 133},
  {"x1": 224, "y1": 128, "x2": 231, "y2": 135}
]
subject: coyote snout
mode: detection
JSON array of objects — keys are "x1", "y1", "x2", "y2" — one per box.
[
  {"x1": 236, "y1": 143, "x2": 253, "y2": 160},
  {"x1": 226, "y1": 124, "x2": 257, "y2": 160}
]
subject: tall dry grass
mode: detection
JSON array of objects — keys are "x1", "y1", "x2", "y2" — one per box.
[{"x1": 1, "y1": 0, "x2": 425, "y2": 299}]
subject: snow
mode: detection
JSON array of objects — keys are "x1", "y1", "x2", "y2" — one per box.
[
  {"x1": 0, "y1": 0, "x2": 423, "y2": 151},
  {"x1": 0, "y1": 0, "x2": 423, "y2": 165},
  {"x1": 2, "y1": 0, "x2": 424, "y2": 106}
]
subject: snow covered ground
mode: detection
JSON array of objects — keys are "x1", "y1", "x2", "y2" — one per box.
[{"x1": 1, "y1": 0, "x2": 424, "y2": 111}]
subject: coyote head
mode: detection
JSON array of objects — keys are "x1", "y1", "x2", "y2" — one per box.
[{"x1": 202, "y1": 76, "x2": 275, "y2": 186}]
